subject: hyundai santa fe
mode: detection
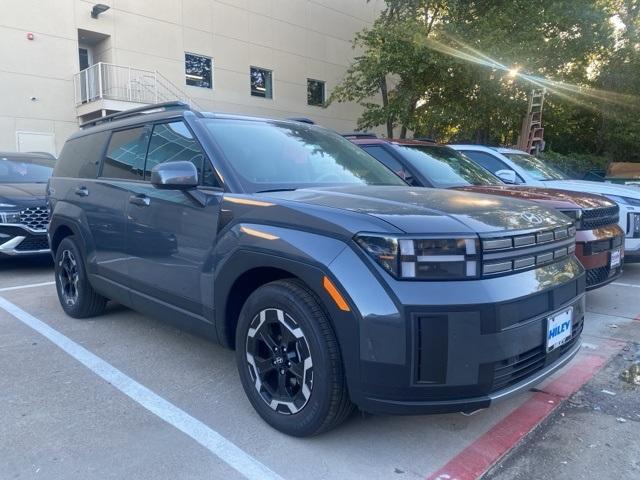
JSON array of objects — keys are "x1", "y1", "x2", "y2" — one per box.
[
  {"x1": 0, "y1": 151, "x2": 54, "y2": 257},
  {"x1": 48, "y1": 102, "x2": 586, "y2": 436}
]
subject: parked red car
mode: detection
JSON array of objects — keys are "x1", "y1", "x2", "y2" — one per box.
[{"x1": 349, "y1": 136, "x2": 624, "y2": 290}]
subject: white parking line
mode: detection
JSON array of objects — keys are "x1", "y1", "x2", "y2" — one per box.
[
  {"x1": 611, "y1": 282, "x2": 640, "y2": 289},
  {"x1": 0, "y1": 296, "x2": 284, "y2": 480},
  {"x1": 0, "y1": 281, "x2": 55, "y2": 292}
]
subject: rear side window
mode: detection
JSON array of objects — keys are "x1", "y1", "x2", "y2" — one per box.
[
  {"x1": 54, "y1": 132, "x2": 109, "y2": 179},
  {"x1": 101, "y1": 127, "x2": 147, "y2": 180}
]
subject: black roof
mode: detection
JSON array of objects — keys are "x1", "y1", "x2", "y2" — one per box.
[{"x1": 72, "y1": 102, "x2": 329, "y2": 141}]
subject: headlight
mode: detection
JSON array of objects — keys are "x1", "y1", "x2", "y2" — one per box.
[
  {"x1": 559, "y1": 209, "x2": 583, "y2": 229},
  {"x1": 355, "y1": 234, "x2": 480, "y2": 280},
  {"x1": 604, "y1": 195, "x2": 640, "y2": 207}
]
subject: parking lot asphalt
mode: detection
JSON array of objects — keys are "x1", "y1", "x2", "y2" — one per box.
[{"x1": 1, "y1": 258, "x2": 639, "y2": 480}]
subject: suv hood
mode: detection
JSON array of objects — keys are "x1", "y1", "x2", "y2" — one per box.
[
  {"x1": 0, "y1": 183, "x2": 47, "y2": 205},
  {"x1": 259, "y1": 186, "x2": 571, "y2": 234},
  {"x1": 543, "y1": 180, "x2": 640, "y2": 200},
  {"x1": 452, "y1": 185, "x2": 616, "y2": 210}
]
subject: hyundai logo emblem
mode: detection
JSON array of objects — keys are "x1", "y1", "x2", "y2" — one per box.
[{"x1": 521, "y1": 212, "x2": 544, "y2": 224}]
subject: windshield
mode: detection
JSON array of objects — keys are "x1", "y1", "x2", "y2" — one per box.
[
  {"x1": 398, "y1": 145, "x2": 500, "y2": 187},
  {"x1": 502, "y1": 152, "x2": 568, "y2": 181},
  {"x1": 0, "y1": 156, "x2": 54, "y2": 183},
  {"x1": 202, "y1": 119, "x2": 406, "y2": 192}
]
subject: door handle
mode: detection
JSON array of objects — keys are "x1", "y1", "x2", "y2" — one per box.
[
  {"x1": 74, "y1": 186, "x2": 89, "y2": 197},
  {"x1": 129, "y1": 194, "x2": 150, "y2": 207}
]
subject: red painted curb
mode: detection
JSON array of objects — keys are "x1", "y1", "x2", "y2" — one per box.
[{"x1": 426, "y1": 352, "x2": 614, "y2": 480}]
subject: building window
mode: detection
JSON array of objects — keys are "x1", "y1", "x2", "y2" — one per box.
[
  {"x1": 250, "y1": 66, "x2": 273, "y2": 98},
  {"x1": 185, "y1": 53, "x2": 212, "y2": 89},
  {"x1": 307, "y1": 79, "x2": 325, "y2": 106}
]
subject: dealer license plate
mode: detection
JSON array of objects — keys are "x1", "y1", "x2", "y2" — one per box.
[
  {"x1": 546, "y1": 307, "x2": 573, "y2": 353},
  {"x1": 610, "y1": 248, "x2": 621, "y2": 268}
]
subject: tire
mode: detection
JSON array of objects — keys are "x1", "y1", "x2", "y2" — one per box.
[
  {"x1": 54, "y1": 236, "x2": 107, "y2": 318},
  {"x1": 235, "y1": 279, "x2": 354, "y2": 436}
]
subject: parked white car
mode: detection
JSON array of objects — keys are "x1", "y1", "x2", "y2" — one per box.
[{"x1": 449, "y1": 145, "x2": 640, "y2": 262}]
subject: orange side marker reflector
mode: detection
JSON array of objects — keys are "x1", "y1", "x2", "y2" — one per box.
[{"x1": 323, "y1": 276, "x2": 350, "y2": 312}]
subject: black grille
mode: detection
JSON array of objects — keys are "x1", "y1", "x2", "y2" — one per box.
[
  {"x1": 481, "y1": 225, "x2": 576, "y2": 277},
  {"x1": 491, "y1": 318, "x2": 584, "y2": 392},
  {"x1": 581, "y1": 206, "x2": 619, "y2": 230},
  {"x1": 15, "y1": 234, "x2": 49, "y2": 251},
  {"x1": 492, "y1": 345, "x2": 545, "y2": 392},
  {"x1": 18, "y1": 205, "x2": 49, "y2": 231},
  {"x1": 586, "y1": 265, "x2": 620, "y2": 287}
]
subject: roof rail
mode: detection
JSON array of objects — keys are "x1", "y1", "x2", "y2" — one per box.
[
  {"x1": 412, "y1": 136, "x2": 437, "y2": 143},
  {"x1": 80, "y1": 101, "x2": 192, "y2": 129},
  {"x1": 341, "y1": 132, "x2": 377, "y2": 139},
  {"x1": 286, "y1": 117, "x2": 315, "y2": 124}
]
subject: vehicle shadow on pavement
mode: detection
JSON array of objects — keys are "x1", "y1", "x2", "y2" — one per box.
[{"x1": 0, "y1": 255, "x2": 53, "y2": 270}]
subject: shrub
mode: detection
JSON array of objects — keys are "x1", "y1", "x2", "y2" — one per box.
[{"x1": 539, "y1": 150, "x2": 609, "y2": 178}]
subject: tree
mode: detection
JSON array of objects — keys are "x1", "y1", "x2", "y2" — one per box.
[
  {"x1": 329, "y1": 0, "x2": 616, "y2": 148},
  {"x1": 328, "y1": 2, "x2": 450, "y2": 137}
]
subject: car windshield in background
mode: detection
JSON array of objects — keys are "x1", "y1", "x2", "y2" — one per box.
[
  {"x1": 0, "y1": 157, "x2": 54, "y2": 183},
  {"x1": 399, "y1": 145, "x2": 499, "y2": 187},
  {"x1": 203, "y1": 119, "x2": 406, "y2": 192},
  {"x1": 503, "y1": 152, "x2": 568, "y2": 181}
]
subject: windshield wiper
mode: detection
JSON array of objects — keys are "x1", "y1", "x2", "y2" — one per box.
[{"x1": 256, "y1": 188, "x2": 298, "y2": 193}]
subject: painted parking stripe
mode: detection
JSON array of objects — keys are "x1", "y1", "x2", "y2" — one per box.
[
  {"x1": 611, "y1": 282, "x2": 640, "y2": 289},
  {"x1": 426, "y1": 341, "x2": 624, "y2": 480},
  {"x1": 0, "y1": 296, "x2": 284, "y2": 480},
  {"x1": 0, "y1": 281, "x2": 55, "y2": 292}
]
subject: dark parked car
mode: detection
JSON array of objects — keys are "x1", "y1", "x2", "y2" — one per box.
[
  {"x1": 48, "y1": 102, "x2": 585, "y2": 436},
  {"x1": 0, "y1": 151, "x2": 54, "y2": 257},
  {"x1": 348, "y1": 137, "x2": 625, "y2": 290}
]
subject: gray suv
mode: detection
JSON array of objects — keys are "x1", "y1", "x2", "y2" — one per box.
[{"x1": 48, "y1": 102, "x2": 585, "y2": 436}]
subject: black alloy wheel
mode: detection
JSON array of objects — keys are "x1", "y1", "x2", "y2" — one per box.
[
  {"x1": 235, "y1": 279, "x2": 354, "y2": 436},
  {"x1": 245, "y1": 307, "x2": 313, "y2": 414},
  {"x1": 58, "y1": 248, "x2": 79, "y2": 307},
  {"x1": 54, "y1": 236, "x2": 107, "y2": 318}
]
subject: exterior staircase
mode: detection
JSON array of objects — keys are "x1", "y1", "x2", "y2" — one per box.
[{"x1": 73, "y1": 62, "x2": 198, "y2": 123}]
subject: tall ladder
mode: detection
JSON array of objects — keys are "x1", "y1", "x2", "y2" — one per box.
[{"x1": 517, "y1": 88, "x2": 546, "y2": 154}]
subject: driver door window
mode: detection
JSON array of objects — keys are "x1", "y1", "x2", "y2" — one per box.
[
  {"x1": 363, "y1": 146, "x2": 415, "y2": 185},
  {"x1": 146, "y1": 121, "x2": 219, "y2": 186},
  {"x1": 461, "y1": 150, "x2": 524, "y2": 183}
]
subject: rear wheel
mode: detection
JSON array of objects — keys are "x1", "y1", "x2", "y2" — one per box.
[
  {"x1": 235, "y1": 279, "x2": 353, "y2": 436},
  {"x1": 54, "y1": 236, "x2": 107, "y2": 318}
]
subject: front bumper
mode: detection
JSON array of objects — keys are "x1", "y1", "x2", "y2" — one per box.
[
  {"x1": 575, "y1": 227, "x2": 624, "y2": 290},
  {"x1": 328, "y1": 249, "x2": 586, "y2": 415},
  {"x1": 0, "y1": 224, "x2": 50, "y2": 256}
]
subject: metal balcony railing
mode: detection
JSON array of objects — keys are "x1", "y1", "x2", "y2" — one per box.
[{"x1": 73, "y1": 62, "x2": 196, "y2": 107}]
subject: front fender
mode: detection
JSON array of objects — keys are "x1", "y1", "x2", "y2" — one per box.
[
  {"x1": 213, "y1": 223, "x2": 351, "y2": 342},
  {"x1": 213, "y1": 223, "x2": 401, "y2": 405}
]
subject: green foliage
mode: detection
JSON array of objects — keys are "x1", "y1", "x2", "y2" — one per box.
[
  {"x1": 539, "y1": 150, "x2": 610, "y2": 177},
  {"x1": 329, "y1": 0, "x2": 640, "y2": 160}
]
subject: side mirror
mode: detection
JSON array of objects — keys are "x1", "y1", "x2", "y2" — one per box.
[
  {"x1": 496, "y1": 169, "x2": 517, "y2": 184},
  {"x1": 151, "y1": 161, "x2": 198, "y2": 189}
]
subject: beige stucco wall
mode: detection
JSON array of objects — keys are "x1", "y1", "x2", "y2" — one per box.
[{"x1": 0, "y1": 0, "x2": 382, "y2": 155}]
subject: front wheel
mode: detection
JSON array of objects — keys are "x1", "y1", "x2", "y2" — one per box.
[
  {"x1": 235, "y1": 279, "x2": 353, "y2": 436},
  {"x1": 54, "y1": 236, "x2": 107, "y2": 318}
]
